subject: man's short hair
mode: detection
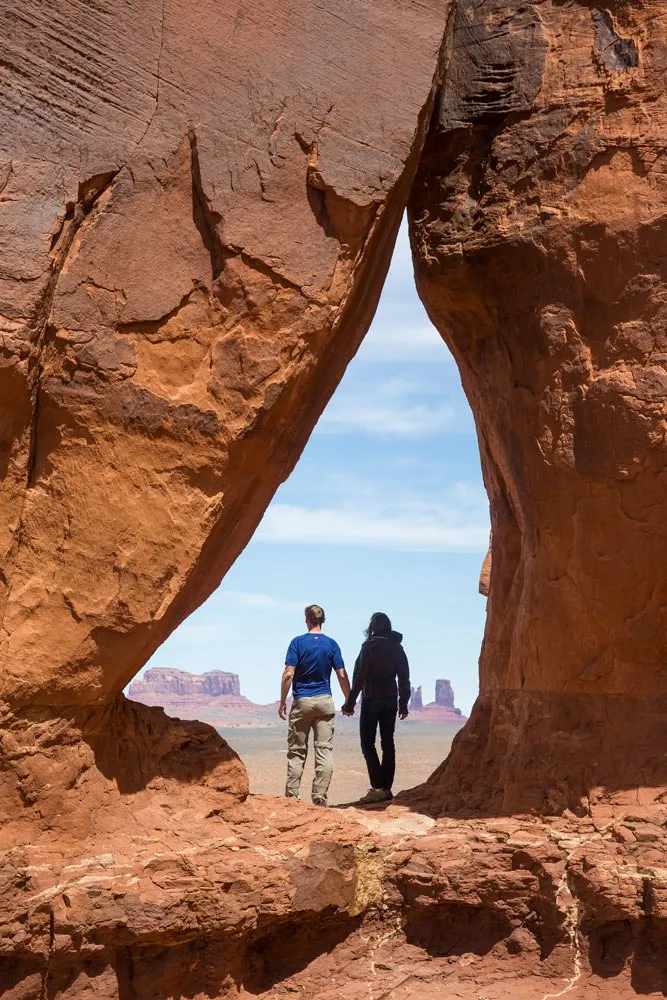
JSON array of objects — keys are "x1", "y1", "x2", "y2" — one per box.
[{"x1": 305, "y1": 604, "x2": 325, "y2": 626}]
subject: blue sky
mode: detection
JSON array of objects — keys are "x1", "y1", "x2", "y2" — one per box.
[{"x1": 142, "y1": 220, "x2": 490, "y2": 715}]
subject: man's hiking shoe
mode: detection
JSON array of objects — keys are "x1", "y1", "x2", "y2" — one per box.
[
  {"x1": 312, "y1": 797, "x2": 328, "y2": 807},
  {"x1": 357, "y1": 788, "x2": 391, "y2": 805}
]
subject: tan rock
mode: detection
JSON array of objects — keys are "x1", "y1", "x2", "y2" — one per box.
[{"x1": 3, "y1": 804, "x2": 666, "y2": 999}]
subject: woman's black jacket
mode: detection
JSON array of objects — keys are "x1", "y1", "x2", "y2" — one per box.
[{"x1": 343, "y1": 629, "x2": 410, "y2": 714}]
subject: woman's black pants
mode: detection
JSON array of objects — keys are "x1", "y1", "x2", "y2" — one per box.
[{"x1": 359, "y1": 697, "x2": 397, "y2": 791}]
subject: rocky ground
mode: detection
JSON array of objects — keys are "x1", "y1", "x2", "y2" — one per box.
[
  {"x1": 2, "y1": 0, "x2": 667, "y2": 995},
  {"x1": 3, "y1": 793, "x2": 667, "y2": 998}
]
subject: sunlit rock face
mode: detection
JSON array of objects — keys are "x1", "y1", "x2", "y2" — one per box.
[
  {"x1": 0, "y1": 0, "x2": 449, "y2": 714},
  {"x1": 410, "y1": 0, "x2": 667, "y2": 815},
  {"x1": 0, "y1": 0, "x2": 451, "y2": 835},
  {"x1": 3, "y1": 2, "x2": 667, "y2": 998}
]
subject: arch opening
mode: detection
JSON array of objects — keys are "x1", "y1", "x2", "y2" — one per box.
[{"x1": 129, "y1": 220, "x2": 489, "y2": 806}]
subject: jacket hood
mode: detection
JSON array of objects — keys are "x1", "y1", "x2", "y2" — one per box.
[{"x1": 368, "y1": 629, "x2": 403, "y2": 644}]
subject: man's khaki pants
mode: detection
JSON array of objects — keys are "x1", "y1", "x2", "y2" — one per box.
[{"x1": 285, "y1": 695, "x2": 335, "y2": 805}]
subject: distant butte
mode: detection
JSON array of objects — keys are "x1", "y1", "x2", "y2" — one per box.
[
  {"x1": 128, "y1": 667, "x2": 281, "y2": 728},
  {"x1": 130, "y1": 666, "x2": 242, "y2": 699},
  {"x1": 409, "y1": 680, "x2": 467, "y2": 723},
  {"x1": 131, "y1": 668, "x2": 467, "y2": 728}
]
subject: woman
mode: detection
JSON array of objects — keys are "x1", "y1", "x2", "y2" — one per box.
[{"x1": 342, "y1": 612, "x2": 410, "y2": 804}]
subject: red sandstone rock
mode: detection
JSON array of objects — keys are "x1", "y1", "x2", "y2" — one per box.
[
  {"x1": 479, "y1": 537, "x2": 492, "y2": 597},
  {"x1": 0, "y1": 0, "x2": 449, "y2": 712},
  {"x1": 3, "y1": 802, "x2": 667, "y2": 998},
  {"x1": 2, "y1": 0, "x2": 667, "y2": 996},
  {"x1": 410, "y1": 0, "x2": 667, "y2": 815},
  {"x1": 0, "y1": 0, "x2": 451, "y2": 834}
]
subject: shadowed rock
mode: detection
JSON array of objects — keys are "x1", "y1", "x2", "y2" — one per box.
[{"x1": 410, "y1": 0, "x2": 667, "y2": 814}]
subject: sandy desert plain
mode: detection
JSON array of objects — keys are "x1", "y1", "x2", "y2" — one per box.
[{"x1": 218, "y1": 718, "x2": 464, "y2": 804}]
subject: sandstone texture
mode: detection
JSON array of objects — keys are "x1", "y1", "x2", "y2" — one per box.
[
  {"x1": 0, "y1": 0, "x2": 451, "y2": 835},
  {"x1": 410, "y1": 0, "x2": 667, "y2": 815},
  {"x1": 2, "y1": 0, "x2": 667, "y2": 997},
  {"x1": 479, "y1": 537, "x2": 492, "y2": 597},
  {"x1": 4, "y1": 798, "x2": 667, "y2": 999},
  {"x1": 0, "y1": 0, "x2": 448, "y2": 712}
]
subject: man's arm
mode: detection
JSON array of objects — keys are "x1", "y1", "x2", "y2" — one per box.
[
  {"x1": 279, "y1": 666, "x2": 295, "y2": 720},
  {"x1": 335, "y1": 667, "x2": 351, "y2": 705},
  {"x1": 397, "y1": 648, "x2": 410, "y2": 720}
]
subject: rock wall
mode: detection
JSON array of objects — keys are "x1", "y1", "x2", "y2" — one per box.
[
  {"x1": 2, "y1": 1, "x2": 667, "y2": 996},
  {"x1": 410, "y1": 0, "x2": 667, "y2": 814},
  {"x1": 0, "y1": 0, "x2": 453, "y2": 835},
  {"x1": 0, "y1": 0, "x2": 450, "y2": 715}
]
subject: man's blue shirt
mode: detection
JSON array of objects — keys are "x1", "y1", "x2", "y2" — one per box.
[{"x1": 285, "y1": 632, "x2": 344, "y2": 698}]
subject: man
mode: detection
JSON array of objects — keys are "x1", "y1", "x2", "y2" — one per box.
[
  {"x1": 279, "y1": 604, "x2": 351, "y2": 806},
  {"x1": 342, "y1": 611, "x2": 410, "y2": 804}
]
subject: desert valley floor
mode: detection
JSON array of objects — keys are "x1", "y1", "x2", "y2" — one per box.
[{"x1": 218, "y1": 720, "x2": 463, "y2": 804}]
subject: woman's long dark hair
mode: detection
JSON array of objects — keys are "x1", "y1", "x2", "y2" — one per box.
[{"x1": 365, "y1": 611, "x2": 392, "y2": 638}]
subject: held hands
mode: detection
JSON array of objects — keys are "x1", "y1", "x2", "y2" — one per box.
[
  {"x1": 278, "y1": 702, "x2": 288, "y2": 721},
  {"x1": 341, "y1": 702, "x2": 354, "y2": 717}
]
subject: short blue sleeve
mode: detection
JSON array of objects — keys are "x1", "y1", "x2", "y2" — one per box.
[
  {"x1": 331, "y1": 640, "x2": 344, "y2": 670},
  {"x1": 285, "y1": 636, "x2": 299, "y2": 667}
]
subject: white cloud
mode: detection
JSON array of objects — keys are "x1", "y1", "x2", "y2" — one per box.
[
  {"x1": 318, "y1": 373, "x2": 462, "y2": 438},
  {"x1": 360, "y1": 321, "x2": 452, "y2": 363},
  {"x1": 320, "y1": 399, "x2": 457, "y2": 437},
  {"x1": 254, "y1": 499, "x2": 489, "y2": 553},
  {"x1": 177, "y1": 622, "x2": 228, "y2": 644},
  {"x1": 223, "y1": 590, "x2": 302, "y2": 611}
]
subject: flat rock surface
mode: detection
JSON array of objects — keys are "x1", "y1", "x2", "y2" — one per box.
[{"x1": 3, "y1": 797, "x2": 667, "y2": 998}]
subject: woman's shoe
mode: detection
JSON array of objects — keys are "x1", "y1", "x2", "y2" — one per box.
[{"x1": 358, "y1": 788, "x2": 390, "y2": 804}]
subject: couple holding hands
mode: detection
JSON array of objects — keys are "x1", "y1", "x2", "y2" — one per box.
[{"x1": 279, "y1": 604, "x2": 410, "y2": 806}]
